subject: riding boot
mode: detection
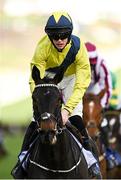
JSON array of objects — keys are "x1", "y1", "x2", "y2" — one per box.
[
  {"x1": 11, "y1": 121, "x2": 37, "y2": 179},
  {"x1": 69, "y1": 115, "x2": 102, "y2": 179},
  {"x1": 69, "y1": 115, "x2": 92, "y2": 151}
]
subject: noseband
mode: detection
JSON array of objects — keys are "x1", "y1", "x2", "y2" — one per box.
[{"x1": 37, "y1": 112, "x2": 65, "y2": 135}]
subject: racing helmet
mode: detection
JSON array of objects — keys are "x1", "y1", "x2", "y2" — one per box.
[
  {"x1": 85, "y1": 42, "x2": 98, "y2": 64},
  {"x1": 45, "y1": 11, "x2": 73, "y2": 39}
]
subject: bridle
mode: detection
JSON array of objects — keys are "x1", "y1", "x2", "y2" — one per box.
[{"x1": 34, "y1": 83, "x2": 65, "y2": 135}]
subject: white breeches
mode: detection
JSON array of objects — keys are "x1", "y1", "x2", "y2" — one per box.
[{"x1": 58, "y1": 75, "x2": 83, "y2": 117}]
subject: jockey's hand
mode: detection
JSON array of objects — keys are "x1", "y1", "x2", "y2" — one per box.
[{"x1": 61, "y1": 109, "x2": 70, "y2": 125}]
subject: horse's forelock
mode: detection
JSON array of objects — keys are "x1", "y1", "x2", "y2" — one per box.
[
  {"x1": 43, "y1": 76, "x2": 53, "y2": 83},
  {"x1": 84, "y1": 93, "x2": 101, "y2": 104}
]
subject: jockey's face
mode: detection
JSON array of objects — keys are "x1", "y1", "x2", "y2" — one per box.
[{"x1": 52, "y1": 38, "x2": 68, "y2": 51}]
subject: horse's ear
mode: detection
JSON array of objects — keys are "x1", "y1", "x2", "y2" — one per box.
[
  {"x1": 32, "y1": 66, "x2": 40, "y2": 84},
  {"x1": 98, "y1": 87, "x2": 107, "y2": 100},
  {"x1": 53, "y1": 69, "x2": 64, "y2": 84}
]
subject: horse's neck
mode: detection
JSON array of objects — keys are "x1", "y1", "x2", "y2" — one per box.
[
  {"x1": 55, "y1": 130, "x2": 78, "y2": 157},
  {"x1": 40, "y1": 130, "x2": 80, "y2": 166},
  {"x1": 30, "y1": 128, "x2": 83, "y2": 173}
]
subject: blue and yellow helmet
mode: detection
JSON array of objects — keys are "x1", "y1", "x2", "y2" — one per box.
[{"x1": 45, "y1": 11, "x2": 73, "y2": 35}]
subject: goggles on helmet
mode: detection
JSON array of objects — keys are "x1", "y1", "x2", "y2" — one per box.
[{"x1": 48, "y1": 31, "x2": 71, "y2": 40}]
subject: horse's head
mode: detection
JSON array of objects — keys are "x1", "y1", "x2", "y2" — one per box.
[
  {"x1": 32, "y1": 66, "x2": 63, "y2": 144},
  {"x1": 83, "y1": 89, "x2": 106, "y2": 139}
]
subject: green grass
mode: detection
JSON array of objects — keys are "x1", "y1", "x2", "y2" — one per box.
[
  {"x1": 1, "y1": 97, "x2": 32, "y2": 125},
  {"x1": 0, "y1": 131, "x2": 24, "y2": 179}
]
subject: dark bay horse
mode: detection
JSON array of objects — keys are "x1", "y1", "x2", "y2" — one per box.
[
  {"x1": 25, "y1": 66, "x2": 89, "y2": 179},
  {"x1": 83, "y1": 89, "x2": 107, "y2": 179},
  {"x1": 103, "y1": 109, "x2": 121, "y2": 152},
  {"x1": 103, "y1": 109, "x2": 121, "y2": 179}
]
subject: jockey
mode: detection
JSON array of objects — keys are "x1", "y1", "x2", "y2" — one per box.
[
  {"x1": 85, "y1": 41, "x2": 121, "y2": 170},
  {"x1": 85, "y1": 41, "x2": 112, "y2": 108},
  {"x1": 11, "y1": 12, "x2": 102, "y2": 179}
]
